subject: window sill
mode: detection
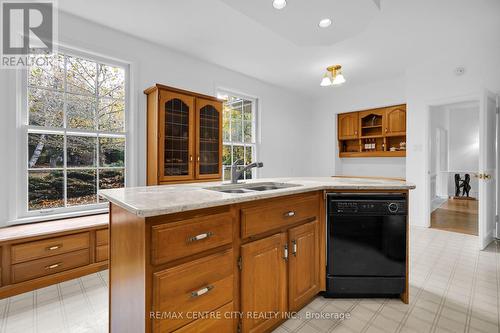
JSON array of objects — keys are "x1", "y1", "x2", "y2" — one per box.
[{"x1": 7, "y1": 208, "x2": 109, "y2": 227}]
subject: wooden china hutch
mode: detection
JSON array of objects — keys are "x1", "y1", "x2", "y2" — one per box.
[
  {"x1": 337, "y1": 104, "x2": 407, "y2": 158},
  {"x1": 144, "y1": 84, "x2": 223, "y2": 185}
]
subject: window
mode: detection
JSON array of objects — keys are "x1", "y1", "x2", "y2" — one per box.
[
  {"x1": 23, "y1": 51, "x2": 127, "y2": 215},
  {"x1": 219, "y1": 92, "x2": 257, "y2": 181}
]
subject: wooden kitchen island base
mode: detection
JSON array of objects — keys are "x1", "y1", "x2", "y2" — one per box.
[{"x1": 108, "y1": 189, "x2": 409, "y2": 333}]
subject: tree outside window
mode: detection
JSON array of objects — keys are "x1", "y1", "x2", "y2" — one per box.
[
  {"x1": 220, "y1": 93, "x2": 257, "y2": 181},
  {"x1": 27, "y1": 53, "x2": 126, "y2": 212}
]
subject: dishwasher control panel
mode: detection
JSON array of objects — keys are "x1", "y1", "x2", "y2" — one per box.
[{"x1": 328, "y1": 194, "x2": 407, "y2": 216}]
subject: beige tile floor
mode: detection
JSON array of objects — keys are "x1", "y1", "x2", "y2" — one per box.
[{"x1": 0, "y1": 226, "x2": 498, "y2": 333}]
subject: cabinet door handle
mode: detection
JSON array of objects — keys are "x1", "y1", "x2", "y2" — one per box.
[
  {"x1": 46, "y1": 244, "x2": 62, "y2": 251},
  {"x1": 45, "y1": 262, "x2": 62, "y2": 270},
  {"x1": 291, "y1": 240, "x2": 297, "y2": 256},
  {"x1": 283, "y1": 245, "x2": 288, "y2": 261},
  {"x1": 385, "y1": 128, "x2": 388, "y2": 133},
  {"x1": 190, "y1": 285, "x2": 214, "y2": 298},
  {"x1": 187, "y1": 232, "x2": 213, "y2": 243},
  {"x1": 283, "y1": 211, "x2": 296, "y2": 218},
  {"x1": 189, "y1": 155, "x2": 193, "y2": 162},
  {"x1": 197, "y1": 155, "x2": 200, "y2": 162}
]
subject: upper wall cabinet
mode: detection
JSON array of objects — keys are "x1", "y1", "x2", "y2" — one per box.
[
  {"x1": 337, "y1": 104, "x2": 407, "y2": 158},
  {"x1": 337, "y1": 112, "x2": 359, "y2": 140},
  {"x1": 145, "y1": 84, "x2": 223, "y2": 185},
  {"x1": 385, "y1": 105, "x2": 406, "y2": 136}
]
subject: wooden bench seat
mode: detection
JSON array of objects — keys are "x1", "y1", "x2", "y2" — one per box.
[{"x1": 0, "y1": 214, "x2": 109, "y2": 298}]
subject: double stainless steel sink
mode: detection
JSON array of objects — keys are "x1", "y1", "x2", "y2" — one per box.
[{"x1": 205, "y1": 182, "x2": 301, "y2": 194}]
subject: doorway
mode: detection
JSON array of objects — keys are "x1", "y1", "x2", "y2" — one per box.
[{"x1": 428, "y1": 101, "x2": 480, "y2": 235}]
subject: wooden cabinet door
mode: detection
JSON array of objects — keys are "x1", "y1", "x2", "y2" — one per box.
[
  {"x1": 241, "y1": 233, "x2": 287, "y2": 333},
  {"x1": 337, "y1": 112, "x2": 359, "y2": 139},
  {"x1": 158, "y1": 90, "x2": 195, "y2": 182},
  {"x1": 288, "y1": 220, "x2": 320, "y2": 311},
  {"x1": 385, "y1": 106, "x2": 406, "y2": 136},
  {"x1": 195, "y1": 98, "x2": 222, "y2": 179}
]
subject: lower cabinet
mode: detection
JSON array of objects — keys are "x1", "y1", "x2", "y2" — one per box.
[
  {"x1": 240, "y1": 220, "x2": 320, "y2": 333},
  {"x1": 174, "y1": 302, "x2": 234, "y2": 333},
  {"x1": 109, "y1": 192, "x2": 324, "y2": 333},
  {"x1": 0, "y1": 219, "x2": 109, "y2": 299},
  {"x1": 288, "y1": 220, "x2": 320, "y2": 311},
  {"x1": 152, "y1": 249, "x2": 234, "y2": 333},
  {"x1": 241, "y1": 233, "x2": 288, "y2": 333}
]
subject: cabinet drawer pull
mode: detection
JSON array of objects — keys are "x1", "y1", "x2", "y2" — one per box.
[
  {"x1": 46, "y1": 244, "x2": 62, "y2": 251},
  {"x1": 187, "y1": 232, "x2": 214, "y2": 243},
  {"x1": 292, "y1": 240, "x2": 297, "y2": 256},
  {"x1": 45, "y1": 262, "x2": 62, "y2": 270},
  {"x1": 283, "y1": 211, "x2": 296, "y2": 217},
  {"x1": 190, "y1": 285, "x2": 214, "y2": 298}
]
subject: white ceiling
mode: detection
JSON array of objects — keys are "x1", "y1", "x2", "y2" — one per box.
[
  {"x1": 219, "y1": 0, "x2": 380, "y2": 46},
  {"x1": 58, "y1": 0, "x2": 500, "y2": 97}
]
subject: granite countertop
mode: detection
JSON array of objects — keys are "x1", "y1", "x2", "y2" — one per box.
[{"x1": 99, "y1": 177, "x2": 415, "y2": 217}]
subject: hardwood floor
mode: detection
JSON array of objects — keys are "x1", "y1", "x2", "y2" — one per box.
[{"x1": 431, "y1": 198, "x2": 478, "y2": 235}]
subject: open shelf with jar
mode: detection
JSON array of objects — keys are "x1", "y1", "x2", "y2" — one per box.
[{"x1": 338, "y1": 104, "x2": 406, "y2": 158}]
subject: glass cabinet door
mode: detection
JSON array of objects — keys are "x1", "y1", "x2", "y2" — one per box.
[
  {"x1": 196, "y1": 99, "x2": 222, "y2": 179},
  {"x1": 159, "y1": 91, "x2": 194, "y2": 181}
]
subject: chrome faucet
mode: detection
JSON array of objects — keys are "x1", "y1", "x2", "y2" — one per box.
[{"x1": 231, "y1": 160, "x2": 264, "y2": 184}]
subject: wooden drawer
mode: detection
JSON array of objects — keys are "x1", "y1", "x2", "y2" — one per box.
[
  {"x1": 11, "y1": 232, "x2": 90, "y2": 264},
  {"x1": 174, "y1": 302, "x2": 234, "y2": 333},
  {"x1": 96, "y1": 229, "x2": 108, "y2": 246},
  {"x1": 96, "y1": 245, "x2": 108, "y2": 262},
  {"x1": 151, "y1": 212, "x2": 233, "y2": 265},
  {"x1": 11, "y1": 249, "x2": 90, "y2": 284},
  {"x1": 153, "y1": 249, "x2": 233, "y2": 333},
  {"x1": 241, "y1": 193, "x2": 319, "y2": 238}
]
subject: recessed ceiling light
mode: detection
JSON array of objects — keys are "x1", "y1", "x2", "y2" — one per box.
[
  {"x1": 272, "y1": 0, "x2": 287, "y2": 10},
  {"x1": 318, "y1": 18, "x2": 332, "y2": 28}
]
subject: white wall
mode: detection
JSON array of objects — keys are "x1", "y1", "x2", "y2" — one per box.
[
  {"x1": 310, "y1": 78, "x2": 407, "y2": 178},
  {"x1": 429, "y1": 106, "x2": 449, "y2": 201},
  {"x1": 448, "y1": 104, "x2": 479, "y2": 173},
  {"x1": 0, "y1": 12, "x2": 314, "y2": 225}
]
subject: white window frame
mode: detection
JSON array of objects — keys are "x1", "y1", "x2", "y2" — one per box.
[
  {"x1": 217, "y1": 90, "x2": 259, "y2": 180},
  {"x1": 14, "y1": 46, "x2": 131, "y2": 223}
]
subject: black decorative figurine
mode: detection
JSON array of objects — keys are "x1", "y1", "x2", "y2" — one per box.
[
  {"x1": 454, "y1": 173, "x2": 472, "y2": 198},
  {"x1": 454, "y1": 174, "x2": 461, "y2": 197},
  {"x1": 462, "y1": 174, "x2": 471, "y2": 197}
]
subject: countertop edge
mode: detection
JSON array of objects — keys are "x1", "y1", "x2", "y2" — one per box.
[{"x1": 101, "y1": 182, "x2": 416, "y2": 218}]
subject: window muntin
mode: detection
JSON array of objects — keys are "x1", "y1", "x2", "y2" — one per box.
[
  {"x1": 220, "y1": 93, "x2": 257, "y2": 181},
  {"x1": 25, "y1": 52, "x2": 126, "y2": 213}
]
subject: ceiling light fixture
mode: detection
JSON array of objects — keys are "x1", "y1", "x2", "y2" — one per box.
[
  {"x1": 272, "y1": 0, "x2": 287, "y2": 10},
  {"x1": 318, "y1": 18, "x2": 332, "y2": 28},
  {"x1": 320, "y1": 65, "x2": 346, "y2": 87}
]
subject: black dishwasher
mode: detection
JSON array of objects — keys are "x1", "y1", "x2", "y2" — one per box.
[{"x1": 325, "y1": 193, "x2": 407, "y2": 298}]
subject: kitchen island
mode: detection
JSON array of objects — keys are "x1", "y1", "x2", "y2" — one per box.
[{"x1": 100, "y1": 177, "x2": 415, "y2": 333}]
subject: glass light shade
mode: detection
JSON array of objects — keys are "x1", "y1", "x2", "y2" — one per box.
[
  {"x1": 318, "y1": 18, "x2": 332, "y2": 28},
  {"x1": 332, "y1": 73, "x2": 346, "y2": 85},
  {"x1": 272, "y1": 0, "x2": 287, "y2": 9},
  {"x1": 320, "y1": 73, "x2": 332, "y2": 86}
]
